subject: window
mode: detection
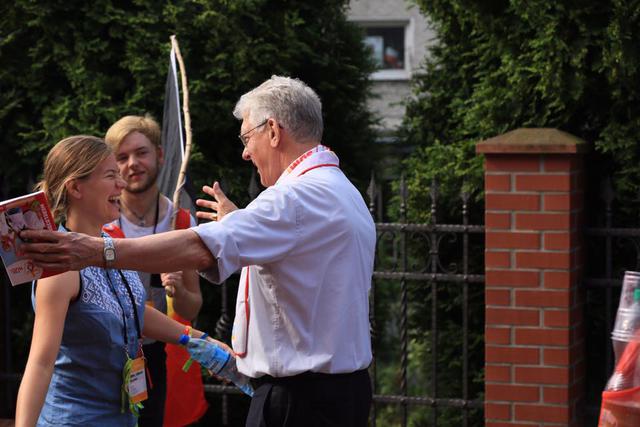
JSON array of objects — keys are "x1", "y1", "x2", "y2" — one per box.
[
  {"x1": 364, "y1": 27, "x2": 405, "y2": 70},
  {"x1": 355, "y1": 20, "x2": 411, "y2": 80}
]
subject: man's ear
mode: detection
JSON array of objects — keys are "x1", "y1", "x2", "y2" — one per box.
[
  {"x1": 65, "y1": 179, "x2": 83, "y2": 200},
  {"x1": 269, "y1": 118, "x2": 281, "y2": 148},
  {"x1": 157, "y1": 146, "x2": 164, "y2": 167}
]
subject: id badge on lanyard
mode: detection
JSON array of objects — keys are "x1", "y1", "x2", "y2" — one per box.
[
  {"x1": 121, "y1": 345, "x2": 148, "y2": 417},
  {"x1": 106, "y1": 269, "x2": 149, "y2": 415},
  {"x1": 125, "y1": 354, "x2": 148, "y2": 404}
]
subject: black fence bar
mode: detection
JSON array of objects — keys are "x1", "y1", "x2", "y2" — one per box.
[
  {"x1": 213, "y1": 278, "x2": 233, "y2": 427},
  {"x1": 373, "y1": 394, "x2": 483, "y2": 408},
  {"x1": 0, "y1": 375, "x2": 20, "y2": 383},
  {"x1": 399, "y1": 175, "x2": 409, "y2": 426},
  {"x1": 375, "y1": 223, "x2": 485, "y2": 233},
  {"x1": 462, "y1": 189, "x2": 470, "y2": 427},
  {"x1": 367, "y1": 173, "x2": 379, "y2": 427},
  {"x1": 373, "y1": 272, "x2": 485, "y2": 282},
  {"x1": 430, "y1": 179, "x2": 439, "y2": 427},
  {"x1": 583, "y1": 278, "x2": 629, "y2": 288},
  {"x1": 364, "y1": 175, "x2": 485, "y2": 426}
]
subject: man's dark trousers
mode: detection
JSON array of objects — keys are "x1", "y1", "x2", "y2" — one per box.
[{"x1": 246, "y1": 368, "x2": 371, "y2": 427}]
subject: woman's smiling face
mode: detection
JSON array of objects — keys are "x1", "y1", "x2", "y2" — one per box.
[{"x1": 73, "y1": 154, "x2": 126, "y2": 226}]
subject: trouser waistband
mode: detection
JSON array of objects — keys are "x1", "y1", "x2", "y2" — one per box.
[{"x1": 250, "y1": 368, "x2": 368, "y2": 389}]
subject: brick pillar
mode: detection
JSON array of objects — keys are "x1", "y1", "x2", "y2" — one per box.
[{"x1": 477, "y1": 128, "x2": 588, "y2": 426}]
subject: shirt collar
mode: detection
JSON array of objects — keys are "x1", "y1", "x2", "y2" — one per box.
[{"x1": 275, "y1": 145, "x2": 340, "y2": 185}]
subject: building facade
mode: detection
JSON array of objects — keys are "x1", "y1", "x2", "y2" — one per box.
[{"x1": 347, "y1": 0, "x2": 435, "y2": 138}]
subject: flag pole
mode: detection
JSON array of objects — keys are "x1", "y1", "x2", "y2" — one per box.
[
  {"x1": 169, "y1": 34, "x2": 192, "y2": 230},
  {"x1": 163, "y1": 43, "x2": 209, "y2": 427}
]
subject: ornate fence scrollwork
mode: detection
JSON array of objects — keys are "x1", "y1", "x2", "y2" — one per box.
[{"x1": 367, "y1": 174, "x2": 485, "y2": 427}]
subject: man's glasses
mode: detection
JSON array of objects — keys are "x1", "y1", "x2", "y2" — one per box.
[{"x1": 238, "y1": 119, "x2": 268, "y2": 147}]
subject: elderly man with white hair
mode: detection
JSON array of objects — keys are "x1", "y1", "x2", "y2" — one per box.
[{"x1": 22, "y1": 75, "x2": 376, "y2": 427}]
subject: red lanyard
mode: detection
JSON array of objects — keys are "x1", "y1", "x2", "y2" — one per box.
[
  {"x1": 295, "y1": 163, "x2": 339, "y2": 177},
  {"x1": 235, "y1": 270, "x2": 251, "y2": 358},
  {"x1": 235, "y1": 163, "x2": 339, "y2": 358}
]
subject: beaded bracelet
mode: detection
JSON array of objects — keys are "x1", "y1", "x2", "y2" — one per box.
[{"x1": 183, "y1": 325, "x2": 192, "y2": 337}]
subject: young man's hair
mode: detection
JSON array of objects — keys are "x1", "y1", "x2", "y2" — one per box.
[{"x1": 105, "y1": 114, "x2": 161, "y2": 150}]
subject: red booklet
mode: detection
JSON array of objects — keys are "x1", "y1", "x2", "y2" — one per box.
[{"x1": 0, "y1": 191, "x2": 58, "y2": 285}]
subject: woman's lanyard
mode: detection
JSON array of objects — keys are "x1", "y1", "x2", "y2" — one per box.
[
  {"x1": 105, "y1": 268, "x2": 150, "y2": 415},
  {"x1": 105, "y1": 269, "x2": 143, "y2": 358}
]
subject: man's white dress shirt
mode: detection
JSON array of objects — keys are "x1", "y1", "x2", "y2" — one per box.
[{"x1": 193, "y1": 146, "x2": 376, "y2": 378}]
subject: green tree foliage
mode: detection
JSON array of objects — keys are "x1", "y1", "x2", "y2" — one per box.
[
  {"x1": 400, "y1": 0, "x2": 640, "y2": 213},
  {"x1": 381, "y1": 1, "x2": 640, "y2": 424},
  {"x1": 0, "y1": 0, "x2": 376, "y2": 202}
]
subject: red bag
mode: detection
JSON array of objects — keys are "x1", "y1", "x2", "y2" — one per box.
[
  {"x1": 164, "y1": 312, "x2": 209, "y2": 426},
  {"x1": 164, "y1": 208, "x2": 208, "y2": 426},
  {"x1": 599, "y1": 386, "x2": 640, "y2": 427},
  {"x1": 599, "y1": 337, "x2": 640, "y2": 426}
]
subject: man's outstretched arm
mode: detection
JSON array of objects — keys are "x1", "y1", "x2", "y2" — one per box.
[{"x1": 20, "y1": 228, "x2": 216, "y2": 274}]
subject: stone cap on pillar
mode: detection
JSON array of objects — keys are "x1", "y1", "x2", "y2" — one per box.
[{"x1": 476, "y1": 128, "x2": 589, "y2": 154}]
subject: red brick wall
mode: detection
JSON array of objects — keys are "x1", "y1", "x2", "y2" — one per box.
[{"x1": 477, "y1": 129, "x2": 587, "y2": 426}]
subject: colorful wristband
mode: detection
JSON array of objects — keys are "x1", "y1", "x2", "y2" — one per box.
[{"x1": 178, "y1": 334, "x2": 190, "y2": 346}]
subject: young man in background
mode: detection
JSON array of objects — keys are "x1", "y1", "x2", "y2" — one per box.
[{"x1": 105, "y1": 115, "x2": 204, "y2": 426}]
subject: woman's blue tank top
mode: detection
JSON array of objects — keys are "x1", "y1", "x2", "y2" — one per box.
[{"x1": 32, "y1": 231, "x2": 146, "y2": 426}]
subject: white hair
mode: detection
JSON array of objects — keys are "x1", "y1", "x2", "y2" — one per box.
[{"x1": 233, "y1": 75, "x2": 323, "y2": 143}]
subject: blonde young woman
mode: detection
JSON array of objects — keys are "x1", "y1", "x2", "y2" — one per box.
[{"x1": 15, "y1": 136, "x2": 210, "y2": 427}]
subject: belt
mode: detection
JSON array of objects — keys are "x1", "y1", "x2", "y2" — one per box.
[{"x1": 250, "y1": 369, "x2": 367, "y2": 389}]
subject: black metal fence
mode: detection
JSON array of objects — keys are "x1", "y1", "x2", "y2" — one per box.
[
  {"x1": 365, "y1": 175, "x2": 485, "y2": 426},
  {"x1": 203, "y1": 174, "x2": 486, "y2": 426},
  {"x1": 0, "y1": 174, "x2": 486, "y2": 426}
]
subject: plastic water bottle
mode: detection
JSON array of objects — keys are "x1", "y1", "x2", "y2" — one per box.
[{"x1": 179, "y1": 335, "x2": 254, "y2": 396}]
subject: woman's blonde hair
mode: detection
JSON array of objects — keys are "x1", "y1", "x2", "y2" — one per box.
[{"x1": 36, "y1": 135, "x2": 112, "y2": 223}]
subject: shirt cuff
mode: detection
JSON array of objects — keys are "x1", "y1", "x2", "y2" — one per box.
[{"x1": 191, "y1": 221, "x2": 241, "y2": 283}]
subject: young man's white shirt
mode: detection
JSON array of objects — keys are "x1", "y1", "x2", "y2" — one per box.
[{"x1": 110, "y1": 197, "x2": 196, "y2": 343}]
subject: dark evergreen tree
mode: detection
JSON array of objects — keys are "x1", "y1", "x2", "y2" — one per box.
[
  {"x1": 0, "y1": 1, "x2": 375, "y2": 422},
  {"x1": 400, "y1": 0, "x2": 640, "y2": 215},
  {"x1": 382, "y1": 2, "x2": 640, "y2": 425},
  {"x1": 0, "y1": 0, "x2": 376, "y2": 202}
]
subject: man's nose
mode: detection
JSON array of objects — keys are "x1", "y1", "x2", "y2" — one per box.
[
  {"x1": 242, "y1": 147, "x2": 251, "y2": 161},
  {"x1": 127, "y1": 153, "x2": 140, "y2": 164}
]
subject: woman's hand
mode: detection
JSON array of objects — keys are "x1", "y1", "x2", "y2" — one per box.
[{"x1": 160, "y1": 271, "x2": 182, "y2": 297}]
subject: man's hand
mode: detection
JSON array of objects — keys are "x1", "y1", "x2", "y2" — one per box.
[
  {"x1": 196, "y1": 181, "x2": 238, "y2": 223},
  {"x1": 19, "y1": 229, "x2": 102, "y2": 271}
]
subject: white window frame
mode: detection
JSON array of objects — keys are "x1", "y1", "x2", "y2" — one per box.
[{"x1": 353, "y1": 19, "x2": 413, "y2": 81}]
